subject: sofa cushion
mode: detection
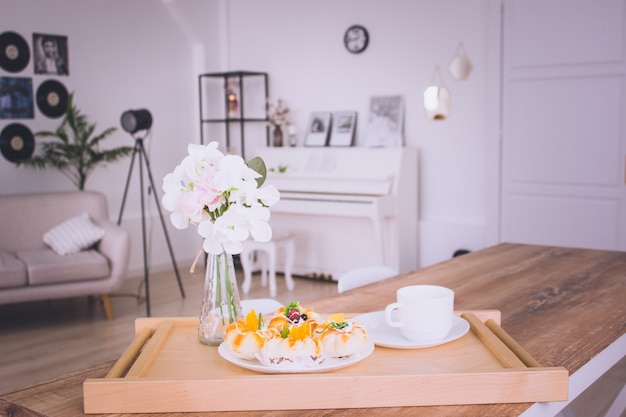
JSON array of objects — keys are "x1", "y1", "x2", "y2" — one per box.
[
  {"x1": 43, "y1": 213, "x2": 105, "y2": 256},
  {"x1": 0, "y1": 250, "x2": 27, "y2": 289},
  {"x1": 16, "y1": 249, "x2": 110, "y2": 286}
]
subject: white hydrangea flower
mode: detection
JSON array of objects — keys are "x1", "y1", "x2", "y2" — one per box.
[
  {"x1": 161, "y1": 141, "x2": 280, "y2": 255},
  {"x1": 254, "y1": 184, "x2": 280, "y2": 207}
]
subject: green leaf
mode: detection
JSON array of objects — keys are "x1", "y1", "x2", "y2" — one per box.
[
  {"x1": 330, "y1": 321, "x2": 349, "y2": 330},
  {"x1": 246, "y1": 156, "x2": 267, "y2": 187},
  {"x1": 285, "y1": 301, "x2": 300, "y2": 314}
]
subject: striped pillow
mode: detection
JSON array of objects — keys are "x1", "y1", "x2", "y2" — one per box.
[{"x1": 43, "y1": 213, "x2": 105, "y2": 256}]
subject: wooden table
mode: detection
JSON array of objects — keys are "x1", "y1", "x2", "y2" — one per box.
[{"x1": 1, "y1": 243, "x2": 625, "y2": 416}]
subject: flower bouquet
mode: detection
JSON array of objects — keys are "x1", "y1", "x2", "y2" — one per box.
[
  {"x1": 162, "y1": 141, "x2": 280, "y2": 345},
  {"x1": 267, "y1": 98, "x2": 290, "y2": 146},
  {"x1": 267, "y1": 98, "x2": 290, "y2": 128}
]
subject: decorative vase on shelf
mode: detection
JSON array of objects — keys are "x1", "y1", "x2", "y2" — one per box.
[
  {"x1": 273, "y1": 125, "x2": 284, "y2": 147},
  {"x1": 198, "y1": 251, "x2": 243, "y2": 346},
  {"x1": 288, "y1": 125, "x2": 297, "y2": 147}
]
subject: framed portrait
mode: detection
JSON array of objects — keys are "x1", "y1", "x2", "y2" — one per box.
[
  {"x1": 304, "y1": 111, "x2": 332, "y2": 146},
  {"x1": 365, "y1": 95, "x2": 405, "y2": 147},
  {"x1": 33, "y1": 33, "x2": 69, "y2": 76},
  {"x1": 328, "y1": 111, "x2": 357, "y2": 147}
]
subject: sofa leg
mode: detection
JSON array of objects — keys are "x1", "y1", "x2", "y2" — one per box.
[{"x1": 101, "y1": 294, "x2": 114, "y2": 320}]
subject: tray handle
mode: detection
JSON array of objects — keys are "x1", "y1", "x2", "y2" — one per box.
[
  {"x1": 485, "y1": 319, "x2": 542, "y2": 367},
  {"x1": 105, "y1": 327, "x2": 153, "y2": 378},
  {"x1": 462, "y1": 312, "x2": 526, "y2": 368}
]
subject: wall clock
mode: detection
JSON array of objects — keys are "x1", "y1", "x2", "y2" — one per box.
[{"x1": 344, "y1": 24, "x2": 369, "y2": 54}]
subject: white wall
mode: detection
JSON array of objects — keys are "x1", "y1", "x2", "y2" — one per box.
[
  {"x1": 1, "y1": 0, "x2": 492, "y2": 276},
  {"x1": 225, "y1": 0, "x2": 491, "y2": 265},
  {"x1": 0, "y1": 0, "x2": 218, "y2": 275}
]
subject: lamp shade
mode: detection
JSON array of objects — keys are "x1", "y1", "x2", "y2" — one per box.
[
  {"x1": 448, "y1": 43, "x2": 473, "y2": 81},
  {"x1": 423, "y1": 85, "x2": 450, "y2": 120},
  {"x1": 121, "y1": 109, "x2": 152, "y2": 134}
]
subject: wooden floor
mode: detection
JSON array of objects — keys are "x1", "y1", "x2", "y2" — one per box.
[{"x1": 0, "y1": 265, "x2": 338, "y2": 395}]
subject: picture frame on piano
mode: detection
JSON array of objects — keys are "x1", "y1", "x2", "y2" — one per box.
[
  {"x1": 328, "y1": 111, "x2": 357, "y2": 147},
  {"x1": 365, "y1": 95, "x2": 405, "y2": 147},
  {"x1": 304, "y1": 111, "x2": 332, "y2": 146}
]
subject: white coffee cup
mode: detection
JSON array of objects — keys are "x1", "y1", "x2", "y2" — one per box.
[{"x1": 384, "y1": 285, "x2": 454, "y2": 343}]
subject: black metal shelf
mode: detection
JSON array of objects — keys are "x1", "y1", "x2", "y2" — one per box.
[
  {"x1": 201, "y1": 118, "x2": 269, "y2": 123},
  {"x1": 198, "y1": 71, "x2": 269, "y2": 158}
]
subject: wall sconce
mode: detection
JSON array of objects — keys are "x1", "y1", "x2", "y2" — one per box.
[
  {"x1": 448, "y1": 42, "x2": 473, "y2": 81},
  {"x1": 423, "y1": 66, "x2": 450, "y2": 121}
]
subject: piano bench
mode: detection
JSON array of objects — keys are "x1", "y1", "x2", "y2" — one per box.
[{"x1": 240, "y1": 235, "x2": 295, "y2": 298}]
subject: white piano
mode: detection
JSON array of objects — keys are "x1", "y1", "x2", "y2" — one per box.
[{"x1": 256, "y1": 146, "x2": 419, "y2": 280}]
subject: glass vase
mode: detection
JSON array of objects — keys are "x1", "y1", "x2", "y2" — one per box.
[
  {"x1": 198, "y1": 251, "x2": 243, "y2": 346},
  {"x1": 272, "y1": 125, "x2": 284, "y2": 147}
]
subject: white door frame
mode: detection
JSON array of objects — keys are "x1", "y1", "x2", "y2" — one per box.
[{"x1": 486, "y1": 0, "x2": 504, "y2": 246}]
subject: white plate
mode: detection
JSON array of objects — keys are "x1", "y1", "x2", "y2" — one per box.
[
  {"x1": 241, "y1": 298, "x2": 283, "y2": 315},
  {"x1": 351, "y1": 311, "x2": 470, "y2": 349},
  {"x1": 217, "y1": 341, "x2": 375, "y2": 374}
]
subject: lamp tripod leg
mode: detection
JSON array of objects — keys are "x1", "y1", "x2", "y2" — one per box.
[
  {"x1": 117, "y1": 141, "x2": 151, "y2": 316},
  {"x1": 117, "y1": 144, "x2": 139, "y2": 226},
  {"x1": 137, "y1": 140, "x2": 186, "y2": 299},
  {"x1": 116, "y1": 137, "x2": 186, "y2": 318},
  {"x1": 138, "y1": 148, "x2": 151, "y2": 317}
]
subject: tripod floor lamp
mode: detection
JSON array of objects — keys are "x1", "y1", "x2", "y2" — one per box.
[{"x1": 117, "y1": 109, "x2": 185, "y2": 316}]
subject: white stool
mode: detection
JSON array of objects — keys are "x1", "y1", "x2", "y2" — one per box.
[{"x1": 240, "y1": 235, "x2": 295, "y2": 297}]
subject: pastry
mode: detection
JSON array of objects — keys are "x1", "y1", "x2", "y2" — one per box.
[
  {"x1": 316, "y1": 313, "x2": 369, "y2": 358},
  {"x1": 267, "y1": 301, "x2": 321, "y2": 331},
  {"x1": 256, "y1": 321, "x2": 325, "y2": 368},
  {"x1": 222, "y1": 302, "x2": 370, "y2": 368},
  {"x1": 224, "y1": 309, "x2": 267, "y2": 360}
]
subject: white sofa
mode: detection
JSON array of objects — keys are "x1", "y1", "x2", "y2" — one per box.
[{"x1": 0, "y1": 191, "x2": 130, "y2": 319}]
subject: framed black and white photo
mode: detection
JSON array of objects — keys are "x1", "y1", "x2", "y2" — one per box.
[
  {"x1": 33, "y1": 33, "x2": 69, "y2": 75},
  {"x1": 304, "y1": 111, "x2": 332, "y2": 146},
  {"x1": 365, "y1": 95, "x2": 405, "y2": 147},
  {"x1": 329, "y1": 111, "x2": 357, "y2": 147}
]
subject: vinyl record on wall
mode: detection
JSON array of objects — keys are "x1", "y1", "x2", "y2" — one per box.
[
  {"x1": 36, "y1": 79, "x2": 68, "y2": 118},
  {"x1": 0, "y1": 31, "x2": 31, "y2": 73},
  {"x1": 0, "y1": 123, "x2": 35, "y2": 162}
]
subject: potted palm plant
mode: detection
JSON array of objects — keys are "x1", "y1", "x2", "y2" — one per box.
[{"x1": 17, "y1": 93, "x2": 133, "y2": 190}]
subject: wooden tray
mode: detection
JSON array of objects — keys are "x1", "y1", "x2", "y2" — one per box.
[{"x1": 83, "y1": 311, "x2": 568, "y2": 413}]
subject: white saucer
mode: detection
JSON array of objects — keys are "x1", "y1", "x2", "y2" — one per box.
[{"x1": 352, "y1": 311, "x2": 470, "y2": 349}]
